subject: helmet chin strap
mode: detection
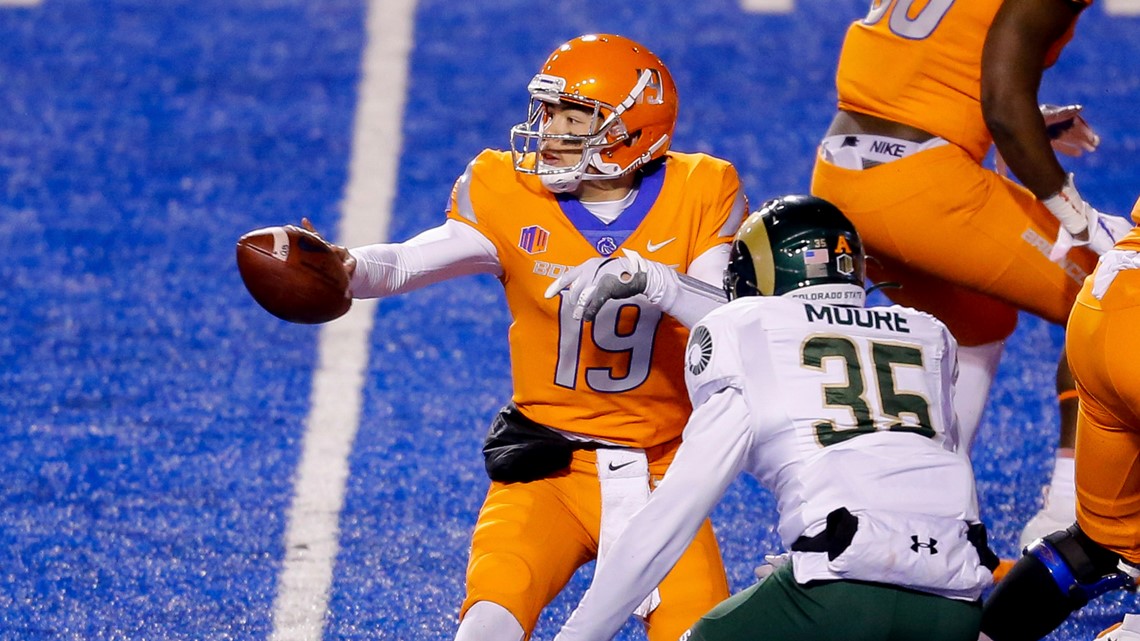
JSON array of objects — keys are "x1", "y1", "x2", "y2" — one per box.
[
  {"x1": 540, "y1": 169, "x2": 584, "y2": 193},
  {"x1": 538, "y1": 150, "x2": 619, "y2": 194},
  {"x1": 538, "y1": 131, "x2": 650, "y2": 194}
]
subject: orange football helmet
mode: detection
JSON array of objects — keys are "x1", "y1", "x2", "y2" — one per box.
[{"x1": 510, "y1": 34, "x2": 679, "y2": 193}]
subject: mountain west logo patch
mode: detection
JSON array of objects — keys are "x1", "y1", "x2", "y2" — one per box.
[
  {"x1": 687, "y1": 325, "x2": 713, "y2": 375},
  {"x1": 519, "y1": 225, "x2": 549, "y2": 254}
]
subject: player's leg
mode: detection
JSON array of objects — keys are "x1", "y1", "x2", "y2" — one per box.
[
  {"x1": 987, "y1": 271, "x2": 1140, "y2": 641},
  {"x1": 1067, "y1": 275, "x2": 1140, "y2": 566},
  {"x1": 1017, "y1": 348, "x2": 1078, "y2": 548},
  {"x1": 684, "y1": 564, "x2": 980, "y2": 641},
  {"x1": 954, "y1": 168, "x2": 1097, "y2": 548},
  {"x1": 979, "y1": 524, "x2": 1135, "y2": 641},
  {"x1": 982, "y1": 286, "x2": 1140, "y2": 641},
  {"x1": 956, "y1": 339, "x2": 1006, "y2": 451},
  {"x1": 457, "y1": 459, "x2": 599, "y2": 640},
  {"x1": 684, "y1": 564, "x2": 871, "y2": 641}
]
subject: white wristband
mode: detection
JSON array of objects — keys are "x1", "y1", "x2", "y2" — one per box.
[{"x1": 1041, "y1": 174, "x2": 1090, "y2": 237}]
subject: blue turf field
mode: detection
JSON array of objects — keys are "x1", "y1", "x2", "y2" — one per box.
[{"x1": 1, "y1": 1, "x2": 1138, "y2": 639}]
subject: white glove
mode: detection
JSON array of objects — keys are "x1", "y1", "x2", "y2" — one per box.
[
  {"x1": 1044, "y1": 174, "x2": 1131, "y2": 261},
  {"x1": 994, "y1": 104, "x2": 1100, "y2": 177},
  {"x1": 1088, "y1": 214, "x2": 1135, "y2": 256},
  {"x1": 1041, "y1": 104, "x2": 1100, "y2": 157},
  {"x1": 753, "y1": 553, "x2": 790, "y2": 582},
  {"x1": 544, "y1": 249, "x2": 674, "y2": 322}
]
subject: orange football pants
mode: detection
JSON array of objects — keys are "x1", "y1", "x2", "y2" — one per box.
[
  {"x1": 1067, "y1": 267, "x2": 1140, "y2": 565},
  {"x1": 461, "y1": 444, "x2": 729, "y2": 641},
  {"x1": 812, "y1": 144, "x2": 1098, "y2": 346}
]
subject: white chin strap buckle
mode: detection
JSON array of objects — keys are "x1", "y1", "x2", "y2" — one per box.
[{"x1": 540, "y1": 171, "x2": 582, "y2": 193}]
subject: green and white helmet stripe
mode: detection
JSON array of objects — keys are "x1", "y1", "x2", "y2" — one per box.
[{"x1": 723, "y1": 195, "x2": 866, "y2": 305}]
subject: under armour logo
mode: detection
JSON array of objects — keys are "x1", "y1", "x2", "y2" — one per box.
[{"x1": 910, "y1": 536, "x2": 938, "y2": 554}]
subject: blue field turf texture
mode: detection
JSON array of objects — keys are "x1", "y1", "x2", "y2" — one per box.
[{"x1": 1, "y1": 1, "x2": 1138, "y2": 639}]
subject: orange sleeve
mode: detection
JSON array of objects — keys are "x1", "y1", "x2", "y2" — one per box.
[
  {"x1": 675, "y1": 154, "x2": 748, "y2": 260},
  {"x1": 445, "y1": 150, "x2": 511, "y2": 257}
]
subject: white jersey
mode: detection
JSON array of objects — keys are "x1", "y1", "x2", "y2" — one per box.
[
  {"x1": 554, "y1": 297, "x2": 992, "y2": 641},
  {"x1": 690, "y1": 296, "x2": 978, "y2": 547}
]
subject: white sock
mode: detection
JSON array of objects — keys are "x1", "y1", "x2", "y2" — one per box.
[
  {"x1": 1121, "y1": 613, "x2": 1140, "y2": 632},
  {"x1": 1019, "y1": 455, "x2": 1078, "y2": 548},
  {"x1": 953, "y1": 340, "x2": 1004, "y2": 454},
  {"x1": 1048, "y1": 455, "x2": 1076, "y2": 506},
  {"x1": 455, "y1": 601, "x2": 525, "y2": 641}
]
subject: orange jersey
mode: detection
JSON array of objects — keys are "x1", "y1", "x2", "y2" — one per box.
[
  {"x1": 835, "y1": 0, "x2": 1088, "y2": 162},
  {"x1": 446, "y1": 150, "x2": 746, "y2": 449}
]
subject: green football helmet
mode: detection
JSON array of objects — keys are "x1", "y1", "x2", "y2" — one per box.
[{"x1": 723, "y1": 194, "x2": 866, "y2": 305}]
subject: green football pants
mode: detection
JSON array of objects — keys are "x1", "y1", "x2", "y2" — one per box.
[{"x1": 684, "y1": 563, "x2": 981, "y2": 641}]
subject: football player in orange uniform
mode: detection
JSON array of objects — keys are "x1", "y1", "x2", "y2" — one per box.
[
  {"x1": 810, "y1": 0, "x2": 1132, "y2": 549},
  {"x1": 978, "y1": 197, "x2": 1140, "y2": 641},
  {"x1": 310, "y1": 34, "x2": 745, "y2": 641}
]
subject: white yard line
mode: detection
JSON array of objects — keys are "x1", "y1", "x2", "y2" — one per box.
[
  {"x1": 1104, "y1": 0, "x2": 1140, "y2": 14},
  {"x1": 738, "y1": 0, "x2": 795, "y2": 13},
  {"x1": 269, "y1": 0, "x2": 415, "y2": 639}
]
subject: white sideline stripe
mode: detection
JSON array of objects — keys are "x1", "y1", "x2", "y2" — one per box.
[
  {"x1": 269, "y1": 0, "x2": 415, "y2": 639},
  {"x1": 738, "y1": 0, "x2": 794, "y2": 13},
  {"x1": 0, "y1": 0, "x2": 42, "y2": 5},
  {"x1": 1104, "y1": 0, "x2": 1140, "y2": 14}
]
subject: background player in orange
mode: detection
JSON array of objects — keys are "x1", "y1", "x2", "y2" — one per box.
[
  {"x1": 810, "y1": 0, "x2": 1132, "y2": 549},
  {"x1": 977, "y1": 197, "x2": 1140, "y2": 641},
  {"x1": 307, "y1": 34, "x2": 746, "y2": 641}
]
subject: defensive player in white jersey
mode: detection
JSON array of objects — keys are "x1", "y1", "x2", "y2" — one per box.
[{"x1": 548, "y1": 195, "x2": 998, "y2": 641}]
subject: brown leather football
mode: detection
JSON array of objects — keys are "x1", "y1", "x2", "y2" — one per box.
[{"x1": 235, "y1": 225, "x2": 352, "y2": 324}]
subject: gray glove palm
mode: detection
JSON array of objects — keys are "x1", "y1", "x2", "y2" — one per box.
[{"x1": 544, "y1": 249, "x2": 657, "y2": 322}]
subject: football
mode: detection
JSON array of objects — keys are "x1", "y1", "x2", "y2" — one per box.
[{"x1": 235, "y1": 225, "x2": 352, "y2": 324}]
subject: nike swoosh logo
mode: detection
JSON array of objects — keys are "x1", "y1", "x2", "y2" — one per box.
[
  {"x1": 608, "y1": 460, "x2": 636, "y2": 472},
  {"x1": 646, "y1": 238, "x2": 676, "y2": 252}
]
